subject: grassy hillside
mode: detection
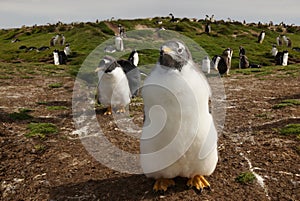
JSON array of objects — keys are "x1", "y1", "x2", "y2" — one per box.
[{"x1": 1, "y1": 17, "x2": 300, "y2": 76}]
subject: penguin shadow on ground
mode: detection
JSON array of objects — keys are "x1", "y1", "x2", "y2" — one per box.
[{"x1": 49, "y1": 175, "x2": 192, "y2": 200}]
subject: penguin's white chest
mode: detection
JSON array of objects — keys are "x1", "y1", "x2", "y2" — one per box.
[
  {"x1": 141, "y1": 64, "x2": 218, "y2": 179},
  {"x1": 98, "y1": 67, "x2": 130, "y2": 106}
]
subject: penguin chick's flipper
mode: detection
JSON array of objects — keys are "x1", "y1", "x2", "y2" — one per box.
[
  {"x1": 104, "y1": 106, "x2": 112, "y2": 115},
  {"x1": 187, "y1": 175, "x2": 210, "y2": 191},
  {"x1": 116, "y1": 106, "x2": 126, "y2": 114},
  {"x1": 153, "y1": 178, "x2": 175, "y2": 192}
]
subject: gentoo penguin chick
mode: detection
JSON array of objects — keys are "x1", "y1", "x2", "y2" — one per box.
[
  {"x1": 95, "y1": 56, "x2": 131, "y2": 115},
  {"x1": 141, "y1": 41, "x2": 218, "y2": 192}
]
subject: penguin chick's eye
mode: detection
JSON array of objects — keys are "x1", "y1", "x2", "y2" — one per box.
[{"x1": 177, "y1": 48, "x2": 184, "y2": 54}]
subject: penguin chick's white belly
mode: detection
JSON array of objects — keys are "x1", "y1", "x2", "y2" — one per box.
[
  {"x1": 141, "y1": 63, "x2": 218, "y2": 179},
  {"x1": 98, "y1": 67, "x2": 131, "y2": 107}
]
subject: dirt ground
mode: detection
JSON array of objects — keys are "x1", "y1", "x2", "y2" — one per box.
[{"x1": 0, "y1": 63, "x2": 299, "y2": 201}]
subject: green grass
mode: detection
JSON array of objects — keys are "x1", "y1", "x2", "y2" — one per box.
[
  {"x1": 9, "y1": 108, "x2": 33, "y2": 120},
  {"x1": 48, "y1": 83, "x2": 63, "y2": 88},
  {"x1": 46, "y1": 106, "x2": 68, "y2": 111},
  {"x1": 236, "y1": 172, "x2": 256, "y2": 184},
  {"x1": 25, "y1": 123, "x2": 58, "y2": 139},
  {"x1": 273, "y1": 99, "x2": 300, "y2": 109},
  {"x1": 279, "y1": 124, "x2": 300, "y2": 137},
  {"x1": 0, "y1": 18, "x2": 300, "y2": 77}
]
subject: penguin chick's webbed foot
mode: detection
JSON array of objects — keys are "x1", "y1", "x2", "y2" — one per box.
[
  {"x1": 187, "y1": 175, "x2": 210, "y2": 191},
  {"x1": 116, "y1": 106, "x2": 126, "y2": 114},
  {"x1": 153, "y1": 178, "x2": 175, "y2": 192},
  {"x1": 104, "y1": 106, "x2": 112, "y2": 115}
]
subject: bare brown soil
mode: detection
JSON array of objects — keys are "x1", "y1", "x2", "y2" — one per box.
[{"x1": 0, "y1": 64, "x2": 299, "y2": 201}]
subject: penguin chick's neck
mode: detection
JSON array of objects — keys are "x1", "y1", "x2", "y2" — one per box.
[{"x1": 159, "y1": 51, "x2": 186, "y2": 71}]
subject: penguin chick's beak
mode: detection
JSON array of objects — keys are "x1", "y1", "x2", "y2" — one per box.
[
  {"x1": 160, "y1": 46, "x2": 173, "y2": 55},
  {"x1": 95, "y1": 67, "x2": 104, "y2": 72}
]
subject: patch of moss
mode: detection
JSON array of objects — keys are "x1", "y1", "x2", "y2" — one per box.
[
  {"x1": 9, "y1": 108, "x2": 33, "y2": 120},
  {"x1": 236, "y1": 172, "x2": 256, "y2": 184},
  {"x1": 273, "y1": 99, "x2": 300, "y2": 109},
  {"x1": 280, "y1": 124, "x2": 300, "y2": 137},
  {"x1": 25, "y1": 123, "x2": 58, "y2": 139},
  {"x1": 46, "y1": 106, "x2": 68, "y2": 111},
  {"x1": 48, "y1": 83, "x2": 63, "y2": 88}
]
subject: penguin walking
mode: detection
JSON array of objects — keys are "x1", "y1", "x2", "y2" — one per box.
[
  {"x1": 258, "y1": 31, "x2": 265, "y2": 43},
  {"x1": 95, "y1": 56, "x2": 131, "y2": 115},
  {"x1": 141, "y1": 40, "x2": 218, "y2": 192}
]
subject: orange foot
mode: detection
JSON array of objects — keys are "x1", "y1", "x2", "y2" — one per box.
[
  {"x1": 187, "y1": 175, "x2": 210, "y2": 191},
  {"x1": 104, "y1": 106, "x2": 112, "y2": 115},
  {"x1": 116, "y1": 106, "x2": 126, "y2": 114},
  {"x1": 153, "y1": 178, "x2": 175, "y2": 192}
]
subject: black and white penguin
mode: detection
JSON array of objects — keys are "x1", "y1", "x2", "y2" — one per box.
[
  {"x1": 275, "y1": 50, "x2": 289, "y2": 66},
  {"x1": 169, "y1": 13, "x2": 176, "y2": 23},
  {"x1": 95, "y1": 56, "x2": 131, "y2": 115},
  {"x1": 282, "y1": 51, "x2": 289, "y2": 66},
  {"x1": 64, "y1": 43, "x2": 71, "y2": 56},
  {"x1": 287, "y1": 38, "x2": 292, "y2": 48},
  {"x1": 128, "y1": 49, "x2": 139, "y2": 67},
  {"x1": 37, "y1": 46, "x2": 50, "y2": 52},
  {"x1": 258, "y1": 31, "x2": 265, "y2": 43},
  {"x1": 211, "y1": 48, "x2": 232, "y2": 75},
  {"x1": 58, "y1": 51, "x2": 67, "y2": 65},
  {"x1": 117, "y1": 50, "x2": 141, "y2": 97},
  {"x1": 60, "y1": 34, "x2": 65, "y2": 46},
  {"x1": 53, "y1": 49, "x2": 60, "y2": 65},
  {"x1": 141, "y1": 40, "x2": 218, "y2": 192},
  {"x1": 205, "y1": 23, "x2": 211, "y2": 34},
  {"x1": 276, "y1": 35, "x2": 282, "y2": 46},
  {"x1": 201, "y1": 56, "x2": 211, "y2": 73},
  {"x1": 115, "y1": 35, "x2": 124, "y2": 51},
  {"x1": 271, "y1": 45, "x2": 278, "y2": 57},
  {"x1": 239, "y1": 46, "x2": 246, "y2": 56},
  {"x1": 239, "y1": 55, "x2": 250, "y2": 69}
]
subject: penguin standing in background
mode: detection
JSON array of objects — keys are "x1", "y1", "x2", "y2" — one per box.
[
  {"x1": 60, "y1": 34, "x2": 66, "y2": 46},
  {"x1": 276, "y1": 36, "x2": 282, "y2": 46},
  {"x1": 282, "y1": 51, "x2": 289, "y2": 66},
  {"x1": 275, "y1": 50, "x2": 289, "y2": 66},
  {"x1": 169, "y1": 13, "x2": 176, "y2": 23},
  {"x1": 141, "y1": 40, "x2": 218, "y2": 192},
  {"x1": 53, "y1": 49, "x2": 60, "y2": 65},
  {"x1": 239, "y1": 46, "x2": 246, "y2": 56},
  {"x1": 95, "y1": 56, "x2": 131, "y2": 115},
  {"x1": 64, "y1": 43, "x2": 71, "y2": 56},
  {"x1": 205, "y1": 23, "x2": 211, "y2": 34},
  {"x1": 271, "y1": 45, "x2": 278, "y2": 57},
  {"x1": 201, "y1": 56, "x2": 211, "y2": 73},
  {"x1": 258, "y1": 31, "x2": 265, "y2": 43},
  {"x1": 239, "y1": 46, "x2": 249, "y2": 69},
  {"x1": 115, "y1": 35, "x2": 124, "y2": 51},
  {"x1": 117, "y1": 50, "x2": 141, "y2": 97},
  {"x1": 221, "y1": 48, "x2": 233, "y2": 75},
  {"x1": 128, "y1": 49, "x2": 139, "y2": 67}
]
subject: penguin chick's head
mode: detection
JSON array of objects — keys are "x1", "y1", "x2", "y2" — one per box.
[
  {"x1": 159, "y1": 41, "x2": 192, "y2": 71},
  {"x1": 96, "y1": 55, "x2": 120, "y2": 73}
]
